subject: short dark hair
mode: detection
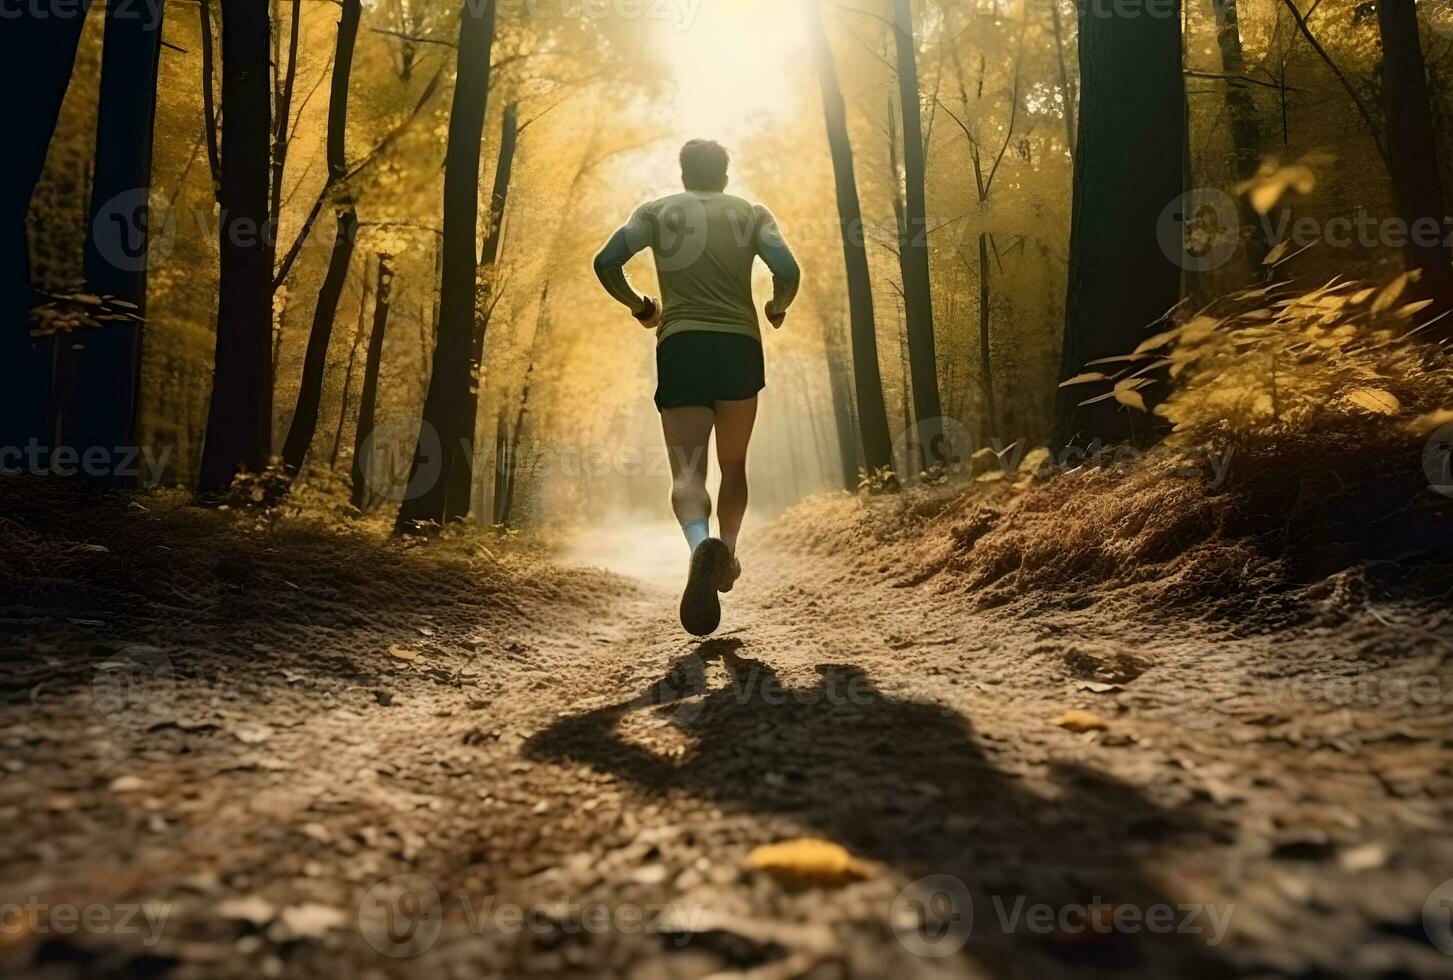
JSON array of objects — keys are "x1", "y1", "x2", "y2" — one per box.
[{"x1": 680, "y1": 139, "x2": 729, "y2": 192}]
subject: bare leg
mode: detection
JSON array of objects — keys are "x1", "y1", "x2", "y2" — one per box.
[
  {"x1": 660, "y1": 406, "x2": 715, "y2": 531},
  {"x1": 713, "y1": 396, "x2": 758, "y2": 554}
]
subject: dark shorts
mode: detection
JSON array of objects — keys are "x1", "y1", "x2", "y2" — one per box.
[{"x1": 654, "y1": 332, "x2": 765, "y2": 411}]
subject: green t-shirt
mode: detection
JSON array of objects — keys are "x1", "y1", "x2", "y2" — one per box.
[{"x1": 593, "y1": 191, "x2": 801, "y2": 344}]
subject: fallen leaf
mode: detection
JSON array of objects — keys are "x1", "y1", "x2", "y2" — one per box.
[
  {"x1": 388, "y1": 645, "x2": 420, "y2": 662},
  {"x1": 109, "y1": 775, "x2": 147, "y2": 793},
  {"x1": 279, "y1": 903, "x2": 347, "y2": 938},
  {"x1": 1339, "y1": 843, "x2": 1388, "y2": 872},
  {"x1": 1345, "y1": 388, "x2": 1400, "y2": 416},
  {"x1": 1371, "y1": 273, "x2": 1410, "y2": 315},
  {"x1": 217, "y1": 895, "x2": 276, "y2": 926},
  {"x1": 1053, "y1": 710, "x2": 1109, "y2": 733},
  {"x1": 231, "y1": 724, "x2": 273, "y2": 745},
  {"x1": 748, "y1": 838, "x2": 871, "y2": 888}
]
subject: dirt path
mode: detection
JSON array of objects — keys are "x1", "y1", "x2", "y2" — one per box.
[{"x1": 3, "y1": 494, "x2": 1452, "y2": 978}]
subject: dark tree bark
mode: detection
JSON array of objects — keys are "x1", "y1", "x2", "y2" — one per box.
[
  {"x1": 268, "y1": 0, "x2": 302, "y2": 265},
  {"x1": 397, "y1": 0, "x2": 497, "y2": 530},
  {"x1": 890, "y1": 0, "x2": 945, "y2": 460},
  {"x1": 1, "y1": 5, "x2": 92, "y2": 453},
  {"x1": 199, "y1": 0, "x2": 222, "y2": 199},
  {"x1": 495, "y1": 358, "x2": 534, "y2": 527},
  {"x1": 1378, "y1": 0, "x2": 1453, "y2": 327},
  {"x1": 68, "y1": 0, "x2": 168, "y2": 479},
  {"x1": 820, "y1": 313, "x2": 861, "y2": 491},
  {"x1": 1210, "y1": 0, "x2": 1270, "y2": 272},
  {"x1": 351, "y1": 253, "x2": 394, "y2": 511},
  {"x1": 331, "y1": 264, "x2": 372, "y2": 469},
  {"x1": 199, "y1": 0, "x2": 275, "y2": 492},
  {"x1": 807, "y1": 1, "x2": 894, "y2": 477},
  {"x1": 463, "y1": 99, "x2": 518, "y2": 518},
  {"x1": 281, "y1": 0, "x2": 362, "y2": 477},
  {"x1": 1054, "y1": 0, "x2": 1185, "y2": 448}
]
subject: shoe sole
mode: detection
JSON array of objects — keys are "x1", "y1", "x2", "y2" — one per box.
[{"x1": 680, "y1": 539, "x2": 731, "y2": 636}]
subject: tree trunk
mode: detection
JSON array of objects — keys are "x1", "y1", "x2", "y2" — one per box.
[
  {"x1": 808, "y1": 1, "x2": 894, "y2": 478},
  {"x1": 69, "y1": 0, "x2": 167, "y2": 479},
  {"x1": 978, "y1": 231, "x2": 1000, "y2": 441},
  {"x1": 331, "y1": 265, "x2": 372, "y2": 469},
  {"x1": 268, "y1": 0, "x2": 301, "y2": 262},
  {"x1": 497, "y1": 363, "x2": 534, "y2": 528},
  {"x1": 1210, "y1": 0, "x2": 1269, "y2": 273},
  {"x1": 820, "y1": 314, "x2": 860, "y2": 491},
  {"x1": 351, "y1": 253, "x2": 394, "y2": 511},
  {"x1": 199, "y1": 0, "x2": 275, "y2": 492},
  {"x1": 1049, "y1": 0, "x2": 1076, "y2": 155},
  {"x1": 280, "y1": 0, "x2": 362, "y2": 477},
  {"x1": 2, "y1": 6, "x2": 91, "y2": 452},
  {"x1": 396, "y1": 0, "x2": 497, "y2": 530},
  {"x1": 890, "y1": 0, "x2": 946, "y2": 462},
  {"x1": 1054, "y1": 0, "x2": 1185, "y2": 448},
  {"x1": 464, "y1": 98, "x2": 519, "y2": 519},
  {"x1": 1378, "y1": 0, "x2": 1453, "y2": 327},
  {"x1": 491, "y1": 407, "x2": 510, "y2": 525}
]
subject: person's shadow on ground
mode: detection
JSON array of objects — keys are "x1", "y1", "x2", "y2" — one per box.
[{"x1": 526, "y1": 638, "x2": 1234, "y2": 977}]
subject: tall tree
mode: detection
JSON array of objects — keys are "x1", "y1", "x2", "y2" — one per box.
[
  {"x1": 69, "y1": 0, "x2": 168, "y2": 478},
  {"x1": 1377, "y1": 0, "x2": 1453, "y2": 323},
  {"x1": 2, "y1": 6, "x2": 92, "y2": 452},
  {"x1": 808, "y1": 1, "x2": 894, "y2": 478},
  {"x1": 944, "y1": 41, "x2": 1023, "y2": 445},
  {"x1": 281, "y1": 0, "x2": 363, "y2": 477},
  {"x1": 396, "y1": 0, "x2": 498, "y2": 530},
  {"x1": 890, "y1": 0, "x2": 947, "y2": 463},
  {"x1": 199, "y1": 0, "x2": 275, "y2": 492},
  {"x1": 1054, "y1": 0, "x2": 1185, "y2": 447},
  {"x1": 465, "y1": 98, "x2": 519, "y2": 519},
  {"x1": 1210, "y1": 0, "x2": 1269, "y2": 273},
  {"x1": 351, "y1": 253, "x2": 394, "y2": 511}
]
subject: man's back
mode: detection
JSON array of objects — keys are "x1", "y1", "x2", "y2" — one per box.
[{"x1": 599, "y1": 190, "x2": 797, "y2": 344}]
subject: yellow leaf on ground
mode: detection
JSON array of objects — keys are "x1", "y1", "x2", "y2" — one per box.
[
  {"x1": 1344, "y1": 388, "x2": 1401, "y2": 416},
  {"x1": 388, "y1": 645, "x2": 420, "y2": 661},
  {"x1": 749, "y1": 838, "x2": 871, "y2": 888},
  {"x1": 1053, "y1": 710, "x2": 1109, "y2": 733},
  {"x1": 1371, "y1": 273, "x2": 1410, "y2": 315}
]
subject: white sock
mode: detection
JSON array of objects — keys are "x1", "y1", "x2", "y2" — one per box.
[{"x1": 682, "y1": 518, "x2": 710, "y2": 554}]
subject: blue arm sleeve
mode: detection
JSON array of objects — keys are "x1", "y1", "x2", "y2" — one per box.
[
  {"x1": 593, "y1": 209, "x2": 652, "y2": 314},
  {"x1": 754, "y1": 206, "x2": 801, "y2": 315}
]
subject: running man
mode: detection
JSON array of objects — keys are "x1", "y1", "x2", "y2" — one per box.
[{"x1": 593, "y1": 139, "x2": 800, "y2": 636}]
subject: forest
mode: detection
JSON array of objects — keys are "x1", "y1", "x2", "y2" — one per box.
[{"x1": 2, "y1": 0, "x2": 1453, "y2": 977}]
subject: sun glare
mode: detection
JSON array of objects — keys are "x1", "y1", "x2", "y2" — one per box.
[{"x1": 655, "y1": 0, "x2": 811, "y2": 140}]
